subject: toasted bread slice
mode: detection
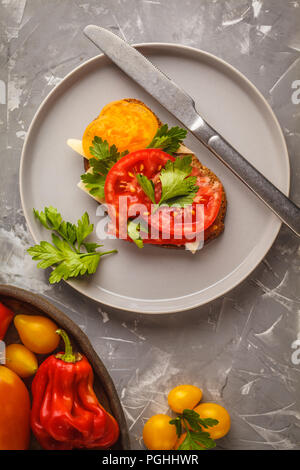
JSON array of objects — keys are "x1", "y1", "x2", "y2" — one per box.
[{"x1": 68, "y1": 99, "x2": 226, "y2": 250}]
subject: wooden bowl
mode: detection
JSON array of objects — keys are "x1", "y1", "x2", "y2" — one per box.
[{"x1": 0, "y1": 284, "x2": 130, "y2": 450}]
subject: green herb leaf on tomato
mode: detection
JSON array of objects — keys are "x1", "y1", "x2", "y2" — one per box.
[
  {"x1": 28, "y1": 207, "x2": 117, "y2": 284},
  {"x1": 179, "y1": 430, "x2": 216, "y2": 450},
  {"x1": 135, "y1": 155, "x2": 199, "y2": 208},
  {"x1": 170, "y1": 408, "x2": 218, "y2": 450},
  {"x1": 169, "y1": 417, "x2": 182, "y2": 437},
  {"x1": 136, "y1": 174, "x2": 156, "y2": 204},
  {"x1": 159, "y1": 155, "x2": 199, "y2": 207},
  {"x1": 127, "y1": 220, "x2": 148, "y2": 248},
  {"x1": 81, "y1": 137, "x2": 129, "y2": 200},
  {"x1": 147, "y1": 124, "x2": 187, "y2": 155},
  {"x1": 181, "y1": 409, "x2": 218, "y2": 432}
]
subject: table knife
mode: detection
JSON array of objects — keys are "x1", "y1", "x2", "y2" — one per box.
[{"x1": 84, "y1": 25, "x2": 300, "y2": 237}]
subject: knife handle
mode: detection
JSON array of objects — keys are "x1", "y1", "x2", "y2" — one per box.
[{"x1": 192, "y1": 118, "x2": 300, "y2": 237}]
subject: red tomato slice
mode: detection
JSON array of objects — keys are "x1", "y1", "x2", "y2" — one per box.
[
  {"x1": 104, "y1": 149, "x2": 222, "y2": 244},
  {"x1": 104, "y1": 149, "x2": 174, "y2": 238},
  {"x1": 145, "y1": 168, "x2": 223, "y2": 240},
  {"x1": 104, "y1": 149, "x2": 174, "y2": 209}
]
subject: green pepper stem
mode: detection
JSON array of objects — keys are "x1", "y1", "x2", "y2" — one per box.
[{"x1": 56, "y1": 329, "x2": 77, "y2": 363}]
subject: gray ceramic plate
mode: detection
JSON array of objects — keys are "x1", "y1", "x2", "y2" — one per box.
[{"x1": 20, "y1": 44, "x2": 290, "y2": 314}]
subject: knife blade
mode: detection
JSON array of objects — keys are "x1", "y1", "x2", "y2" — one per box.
[{"x1": 84, "y1": 25, "x2": 300, "y2": 237}]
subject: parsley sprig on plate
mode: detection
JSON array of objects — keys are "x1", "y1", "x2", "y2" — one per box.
[
  {"x1": 81, "y1": 137, "x2": 128, "y2": 200},
  {"x1": 170, "y1": 409, "x2": 218, "y2": 450},
  {"x1": 28, "y1": 206, "x2": 117, "y2": 284},
  {"x1": 136, "y1": 155, "x2": 199, "y2": 207}
]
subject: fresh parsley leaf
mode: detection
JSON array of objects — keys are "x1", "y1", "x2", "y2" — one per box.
[
  {"x1": 159, "y1": 155, "x2": 198, "y2": 207},
  {"x1": 28, "y1": 207, "x2": 117, "y2": 284},
  {"x1": 33, "y1": 208, "x2": 53, "y2": 230},
  {"x1": 147, "y1": 124, "x2": 187, "y2": 155},
  {"x1": 169, "y1": 417, "x2": 182, "y2": 438},
  {"x1": 82, "y1": 242, "x2": 103, "y2": 253},
  {"x1": 197, "y1": 417, "x2": 220, "y2": 429},
  {"x1": 169, "y1": 408, "x2": 219, "y2": 451},
  {"x1": 59, "y1": 221, "x2": 77, "y2": 245},
  {"x1": 27, "y1": 241, "x2": 65, "y2": 269},
  {"x1": 34, "y1": 207, "x2": 61, "y2": 231},
  {"x1": 89, "y1": 136, "x2": 111, "y2": 159},
  {"x1": 89, "y1": 136, "x2": 128, "y2": 161},
  {"x1": 81, "y1": 172, "x2": 106, "y2": 200},
  {"x1": 135, "y1": 155, "x2": 199, "y2": 208},
  {"x1": 81, "y1": 137, "x2": 129, "y2": 200},
  {"x1": 136, "y1": 174, "x2": 156, "y2": 203},
  {"x1": 127, "y1": 219, "x2": 148, "y2": 249},
  {"x1": 181, "y1": 409, "x2": 218, "y2": 432},
  {"x1": 48, "y1": 252, "x2": 102, "y2": 284},
  {"x1": 76, "y1": 212, "x2": 94, "y2": 248},
  {"x1": 89, "y1": 157, "x2": 112, "y2": 176},
  {"x1": 178, "y1": 430, "x2": 216, "y2": 451},
  {"x1": 162, "y1": 192, "x2": 197, "y2": 207}
]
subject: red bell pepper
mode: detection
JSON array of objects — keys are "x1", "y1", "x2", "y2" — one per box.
[
  {"x1": 0, "y1": 302, "x2": 14, "y2": 340},
  {"x1": 31, "y1": 329, "x2": 119, "y2": 450}
]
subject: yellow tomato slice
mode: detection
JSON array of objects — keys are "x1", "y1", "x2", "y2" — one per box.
[{"x1": 82, "y1": 99, "x2": 159, "y2": 158}]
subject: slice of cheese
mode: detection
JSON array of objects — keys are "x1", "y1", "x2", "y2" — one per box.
[
  {"x1": 185, "y1": 240, "x2": 202, "y2": 254},
  {"x1": 67, "y1": 138, "x2": 86, "y2": 158},
  {"x1": 67, "y1": 138, "x2": 200, "y2": 252},
  {"x1": 67, "y1": 139, "x2": 105, "y2": 203},
  {"x1": 177, "y1": 143, "x2": 194, "y2": 154}
]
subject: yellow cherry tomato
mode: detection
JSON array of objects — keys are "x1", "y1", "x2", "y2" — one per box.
[
  {"x1": 14, "y1": 315, "x2": 60, "y2": 354},
  {"x1": 168, "y1": 385, "x2": 203, "y2": 413},
  {"x1": 0, "y1": 366, "x2": 30, "y2": 449},
  {"x1": 193, "y1": 403, "x2": 230, "y2": 439},
  {"x1": 143, "y1": 414, "x2": 177, "y2": 450},
  {"x1": 5, "y1": 344, "x2": 38, "y2": 378}
]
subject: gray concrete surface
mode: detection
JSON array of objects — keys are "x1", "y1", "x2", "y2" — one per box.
[{"x1": 0, "y1": 0, "x2": 299, "y2": 450}]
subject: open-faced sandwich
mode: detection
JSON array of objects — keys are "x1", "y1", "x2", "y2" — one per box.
[{"x1": 67, "y1": 99, "x2": 226, "y2": 253}]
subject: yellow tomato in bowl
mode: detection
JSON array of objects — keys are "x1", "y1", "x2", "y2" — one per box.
[
  {"x1": 14, "y1": 314, "x2": 59, "y2": 354},
  {"x1": 0, "y1": 366, "x2": 30, "y2": 449},
  {"x1": 5, "y1": 344, "x2": 38, "y2": 378}
]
